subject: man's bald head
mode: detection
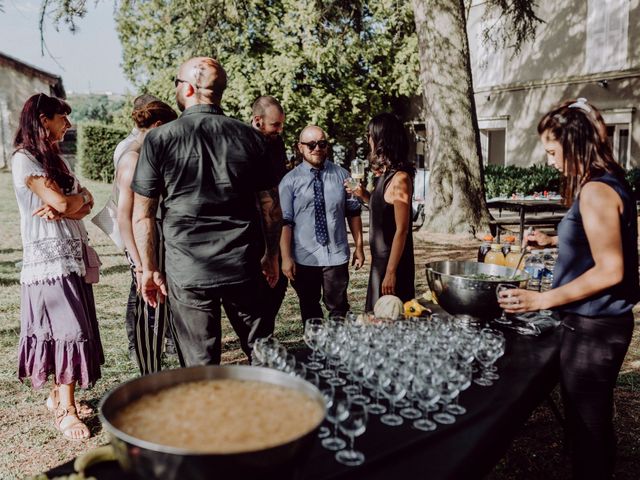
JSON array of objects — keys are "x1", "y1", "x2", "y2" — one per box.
[
  {"x1": 298, "y1": 125, "x2": 329, "y2": 167},
  {"x1": 175, "y1": 57, "x2": 227, "y2": 110},
  {"x1": 299, "y1": 125, "x2": 327, "y2": 143}
]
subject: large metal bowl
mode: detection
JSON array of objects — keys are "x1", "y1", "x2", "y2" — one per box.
[
  {"x1": 425, "y1": 260, "x2": 529, "y2": 320},
  {"x1": 99, "y1": 365, "x2": 325, "y2": 480}
]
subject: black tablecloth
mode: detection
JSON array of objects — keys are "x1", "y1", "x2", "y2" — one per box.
[{"x1": 47, "y1": 328, "x2": 561, "y2": 480}]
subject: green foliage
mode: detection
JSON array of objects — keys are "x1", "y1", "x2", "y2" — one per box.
[
  {"x1": 625, "y1": 168, "x2": 640, "y2": 200},
  {"x1": 77, "y1": 122, "x2": 128, "y2": 182},
  {"x1": 484, "y1": 165, "x2": 561, "y2": 198},
  {"x1": 114, "y1": 0, "x2": 420, "y2": 164},
  {"x1": 69, "y1": 94, "x2": 126, "y2": 125}
]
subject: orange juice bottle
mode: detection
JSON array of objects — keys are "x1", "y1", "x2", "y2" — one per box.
[
  {"x1": 504, "y1": 245, "x2": 523, "y2": 269},
  {"x1": 484, "y1": 244, "x2": 505, "y2": 266},
  {"x1": 501, "y1": 235, "x2": 516, "y2": 256},
  {"x1": 477, "y1": 234, "x2": 493, "y2": 262}
]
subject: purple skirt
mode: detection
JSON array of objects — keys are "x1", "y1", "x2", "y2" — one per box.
[{"x1": 18, "y1": 273, "x2": 104, "y2": 389}]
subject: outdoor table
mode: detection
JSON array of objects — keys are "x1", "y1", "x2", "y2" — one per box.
[
  {"x1": 46, "y1": 326, "x2": 562, "y2": 480},
  {"x1": 487, "y1": 198, "x2": 566, "y2": 243}
]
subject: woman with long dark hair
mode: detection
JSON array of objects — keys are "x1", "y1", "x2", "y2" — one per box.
[
  {"x1": 499, "y1": 98, "x2": 638, "y2": 479},
  {"x1": 12, "y1": 93, "x2": 103, "y2": 441},
  {"x1": 348, "y1": 112, "x2": 415, "y2": 311}
]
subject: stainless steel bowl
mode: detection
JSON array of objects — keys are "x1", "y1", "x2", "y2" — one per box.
[
  {"x1": 99, "y1": 365, "x2": 325, "y2": 480},
  {"x1": 425, "y1": 260, "x2": 529, "y2": 320}
]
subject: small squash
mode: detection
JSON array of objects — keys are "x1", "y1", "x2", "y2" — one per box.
[
  {"x1": 404, "y1": 299, "x2": 428, "y2": 317},
  {"x1": 373, "y1": 295, "x2": 404, "y2": 319}
]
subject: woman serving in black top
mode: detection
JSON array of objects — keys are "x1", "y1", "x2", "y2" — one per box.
[{"x1": 499, "y1": 98, "x2": 638, "y2": 479}]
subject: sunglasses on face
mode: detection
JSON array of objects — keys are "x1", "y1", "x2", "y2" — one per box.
[
  {"x1": 300, "y1": 140, "x2": 328, "y2": 151},
  {"x1": 174, "y1": 77, "x2": 192, "y2": 88}
]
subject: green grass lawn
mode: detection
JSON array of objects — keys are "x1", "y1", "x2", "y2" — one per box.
[
  {"x1": 0, "y1": 167, "x2": 367, "y2": 477},
  {"x1": 0, "y1": 167, "x2": 638, "y2": 479}
]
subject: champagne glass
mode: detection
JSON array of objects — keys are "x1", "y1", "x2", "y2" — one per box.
[
  {"x1": 303, "y1": 318, "x2": 325, "y2": 370},
  {"x1": 318, "y1": 385, "x2": 334, "y2": 439},
  {"x1": 412, "y1": 374, "x2": 441, "y2": 432},
  {"x1": 348, "y1": 159, "x2": 366, "y2": 189},
  {"x1": 321, "y1": 394, "x2": 349, "y2": 451},
  {"x1": 335, "y1": 403, "x2": 368, "y2": 467},
  {"x1": 495, "y1": 283, "x2": 517, "y2": 325}
]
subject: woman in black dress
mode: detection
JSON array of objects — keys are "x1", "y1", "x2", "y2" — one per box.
[{"x1": 348, "y1": 113, "x2": 415, "y2": 311}]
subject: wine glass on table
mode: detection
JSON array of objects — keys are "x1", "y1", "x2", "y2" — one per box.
[
  {"x1": 318, "y1": 384, "x2": 335, "y2": 439},
  {"x1": 335, "y1": 403, "x2": 368, "y2": 467},
  {"x1": 304, "y1": 317, "x2": 326, "y2": 370},
  {"x1": 495, "y1": 283, "x2": 517, "y2": 325},
  {"x1": 321, "y1": 392, "x2": 349, "y2": 451}
]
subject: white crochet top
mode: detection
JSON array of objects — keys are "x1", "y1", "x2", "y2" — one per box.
[{"x1": 11, "y1": 150, "x2": 88, "y2": 285}]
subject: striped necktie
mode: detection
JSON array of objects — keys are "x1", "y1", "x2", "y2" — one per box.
[{"x1": 311, "y1": 168, "x2": 329, "y2": 246}]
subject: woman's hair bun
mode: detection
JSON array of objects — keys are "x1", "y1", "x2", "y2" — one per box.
[{"x1": 131, "y1": 100, "x2": 177, "y2": 128}]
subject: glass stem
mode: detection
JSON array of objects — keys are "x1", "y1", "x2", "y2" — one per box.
[{"x1": 349, "y1": 433, "x2": 355, "y2": 451}]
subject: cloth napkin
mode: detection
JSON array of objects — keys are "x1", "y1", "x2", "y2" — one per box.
[{"x1": 500, "y1": 313, "x2": 560, "y2": 336}]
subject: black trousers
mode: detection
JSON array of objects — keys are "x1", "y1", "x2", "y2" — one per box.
[
  {"x1": 560, "y1": 312, "x2": 634, "y2": 480},
  {"x1": 291, "y1": 263, "x2": 349, "y2": 323},
  {"x1": 167, "y1": 276, "x2": 267, "y2": 366},
  {"x1": 254, "y1": 267, "x2": 288, "y2": 337}
]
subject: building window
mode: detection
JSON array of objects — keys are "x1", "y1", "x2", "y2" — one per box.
[
  {"x1": 586, "y1": 0, "x2": 629, "y2": 73},
  {"x1": 478, "y1": 116, "x2": 509, "y2": 166},
  {"x1": 602, "y1": 108, "x2": 633, "y2": 169},
  {"x1": 480, "y1": 129, "x2": 506, "y2": 166},
  {"x1": 606, "y1": 125, "x2": 630, "y2": 168}
]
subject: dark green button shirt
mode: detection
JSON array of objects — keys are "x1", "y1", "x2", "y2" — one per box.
[{"x1": 131, "y1": 104, "x2": 277, "y2": 289}]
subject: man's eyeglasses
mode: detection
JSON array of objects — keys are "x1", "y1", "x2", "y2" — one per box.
[
  {"x1": 300, "y1": 140, "x2": 329, "y2": 151},
  {"x1": 174, "y1": 77, "x2": 194, "y2": 88}
]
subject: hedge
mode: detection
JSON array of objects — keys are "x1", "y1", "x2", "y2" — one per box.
[
  {"x1": 77, "y1": 122, "x2": 128, "y2": 182},
  {"x1": 484, "y1": 165, "x2": 560, "y2": 198},
  {"x1": 484, "y1": 165, "x2": 640, "y2": 200}
]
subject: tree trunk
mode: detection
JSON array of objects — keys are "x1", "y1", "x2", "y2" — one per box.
[{"x1": 412, "y1": 0, "x2": 490, "y2": 236}]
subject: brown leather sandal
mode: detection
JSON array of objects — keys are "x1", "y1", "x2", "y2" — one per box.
[{"x1": 54, "y1": 405, "x2": 90, "y2": 441}]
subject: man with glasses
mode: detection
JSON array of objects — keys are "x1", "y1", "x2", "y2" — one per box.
[
  {"x1": 131, "y1": 57, "x2": 282, "y2": 366},
  {"x1": 279, "y1": 125, "x2": 365, "y2": 323},
  {"x1": 250, "y1": 96, "x2": 289, "y2": 335}
]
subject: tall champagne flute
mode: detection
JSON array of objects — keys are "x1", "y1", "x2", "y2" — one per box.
[
  {"x1": 335, "y1": 403, "x2": 368, "y2": 467},
  {"x1": 495, "y1": 283, "x2": 517, "y2": 325}
]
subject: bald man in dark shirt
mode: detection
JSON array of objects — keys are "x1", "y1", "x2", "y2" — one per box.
[{"x1": 131, "y1": 57, "x2": 283, "y2": 365}]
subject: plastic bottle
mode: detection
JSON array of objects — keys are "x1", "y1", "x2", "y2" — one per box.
[
  {"x1": 477, "y1": 234, "x2": 494, "y2": 262},
  {"x1": 504, "y1": 245, "x2": 523, "y2": 270},
  {"x1": 540, "y1": 248, "x2": 556, "y2": 292},
  {"x1": 501, "y1": 235, "x2": 516, "y2": 256},
  {"x1": 524, "y1": 250, "x2": 544, "y2": 291},
  {"x1": 484, "y1": 244, "x2": 505, "y2": 266}
]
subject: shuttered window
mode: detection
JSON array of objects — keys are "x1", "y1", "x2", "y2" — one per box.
[{"x1": 585, "y1": 0, "x2": 629, "y2": 73}]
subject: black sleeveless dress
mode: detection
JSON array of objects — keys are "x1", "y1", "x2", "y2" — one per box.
[{"x1": 365, "y1": 170, "x2": 415, "y2": 311}]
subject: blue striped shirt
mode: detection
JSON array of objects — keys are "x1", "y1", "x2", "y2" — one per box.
[{"x1": 279, "y1": 160, "x2": 361, "y2": 267}]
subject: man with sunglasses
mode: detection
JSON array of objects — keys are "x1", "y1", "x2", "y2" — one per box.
[
  {"x1": 250, "y1": 96, "x2": 289, "y2": 335},
  {"x1": 279, "y1": 125, "x2": 365, "y2": 323},
  {"x1": 131, "y1": 57, "x2": 282, "y2": 366}
]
